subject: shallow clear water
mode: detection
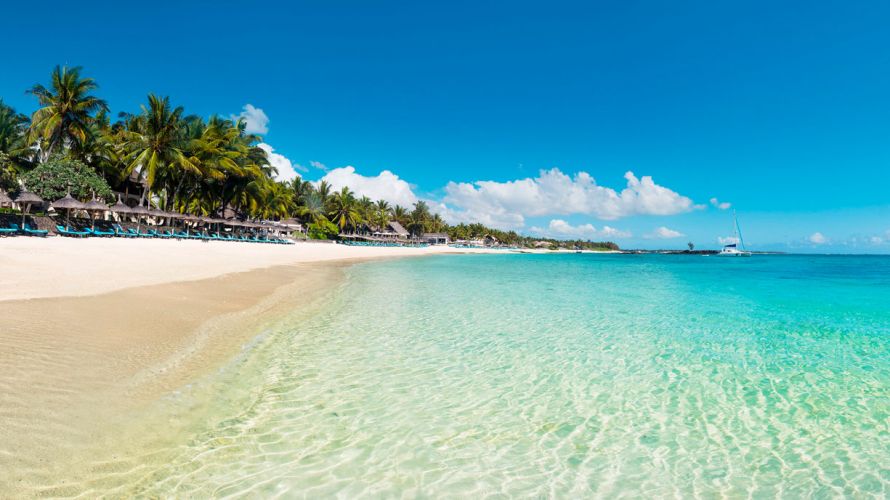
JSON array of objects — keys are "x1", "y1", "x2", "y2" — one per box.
[{"x1": 77, "y1": 255, "x2": 890, "y2": 496}]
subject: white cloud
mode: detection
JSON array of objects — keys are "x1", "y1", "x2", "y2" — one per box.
[
  {"x1": 646, "y1": 226, "x2": 684, "y2": 239},
  {"x1": 443, "y1": 169, "x2": 695, "y2": 227},
  {"x1": 432, "y1": 202, "x2": 526, "y2": 229},
  {"x1": 310, "y1": 161, "x2": 329, "y2": 172},
  {"x1": 258, "y1": 143, "x2": 300, "y2": 183},
  {"x1": 709, "y1": 197, "x2": 732, "y2": 210},
  {"x1": 717, "y1": 236, "x2": 739, "y2": 245},
  {"x1": 319, "y1": 166, "x2": 418, "y2": 207},
  {"x1": 529, "y1": 219, "x2": 632, "y2": 240},
  {"x1": 232, "y1": 104, "x2": 269, "y2": 135},
  {"x1": 869, "y1": 236, "x2": 883, "y2": 245},
  {"x1": 809, "y1": 232, "x2": 827, "y2": 244}
]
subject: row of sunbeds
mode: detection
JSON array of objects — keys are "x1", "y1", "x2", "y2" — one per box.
[
  {"x1": 1, "y1": 222, "x2": 49, "y2": 236},
  {"x1": 14, "y1": 222, "x2": 292, "y2": 244}
]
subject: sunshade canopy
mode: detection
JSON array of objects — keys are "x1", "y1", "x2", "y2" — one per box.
[{"x1": 51, "y1": 193, "x2": 86, "y2": 210}]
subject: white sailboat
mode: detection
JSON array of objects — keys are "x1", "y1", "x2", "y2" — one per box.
[{"x1": 718, "y1": 210, "x2": 752, "y2": 257}]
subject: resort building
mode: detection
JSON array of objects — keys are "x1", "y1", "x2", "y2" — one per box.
[{"x1": 423, "y1": 233, "x2": 450, "y2": 245}]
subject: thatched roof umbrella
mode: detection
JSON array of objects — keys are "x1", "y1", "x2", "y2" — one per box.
[
  {"x1": 109, "y1": 196, "x2": 133, "y2": 227},
  {"x1": 161, "y1": 210, "x2": 182, "y2": 232},
  {"x1": 51, "y1": 193, "x2": 86, "y2": 230},
  {"x1": 130, "y1": 203, "x2": 150, "y2": 232},
  {"x1": 212, "y1": 218, "x2": 228, "y2": 236},
  {"x1": 83, "y1": 197, "x2": 109, "y2": 231},
  {"x1": 14, "y1": 190, "x2": 44, "y2": 225},
  {"x1": 176, "y1": 213, "x2": 197, "y2": 235},
  {"x1": 0, "y1": 189, "x2": 12, "y2": 207},
  {"x1": 147, "y1": 206, "x2": 167, "y2": 230}
]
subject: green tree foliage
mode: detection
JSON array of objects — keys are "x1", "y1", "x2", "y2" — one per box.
[
  {"x1": 3, "y1": 65, "x2": 622, "y2": 250},
  {"x1": 0, "y1": 100, "x2": 32, "y2": 187},
  {"x1": 327, "y1": 186, "x2": 361, "y2": 231},
  {"x1": 21, "y1": 154, "x2": 114, "y2": 202},
  {"x1": 27, "y1": 65, "x2": 108, "y2": 158},
  {"x1": 307, "y1": 219, "x2": 339, "y2": 239}
]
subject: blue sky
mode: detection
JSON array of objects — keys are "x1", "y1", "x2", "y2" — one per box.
[{"x1": 3, "y1": 0, "x2": 890, "y2": 252}]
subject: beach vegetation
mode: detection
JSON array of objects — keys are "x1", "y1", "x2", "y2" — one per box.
[
  {"x1": 2, "y1": 65, "x2": 620, "y2": 250},
  {"x1": 27, "y1": 65, "x2": 108, "y2": 159},
  {"x1": 20, "y1": 154, "x2": 114, "y2": 202},
  {"x1": 307, "y1": 219, "x2": 339, "y2": 239}
]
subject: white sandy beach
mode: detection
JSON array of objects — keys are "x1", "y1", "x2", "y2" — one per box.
[
  {"x1": 0, "y1": 237, "x2": 503, "y2": 301},
  {"x1": 0, "y1": 238, "x2": 505, "y2": 495}
]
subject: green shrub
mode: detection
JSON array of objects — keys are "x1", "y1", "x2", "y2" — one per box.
[
  {"x1": 307, "y1": 219, "x2": 339, "y2": 240},
  {"x1": 21, "y1": 154, "x2": 114, "y2": 202}
]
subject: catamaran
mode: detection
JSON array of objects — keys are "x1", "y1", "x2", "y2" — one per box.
[{"x1": 718, "y1": 210, "x2": 752, "y2": 257}]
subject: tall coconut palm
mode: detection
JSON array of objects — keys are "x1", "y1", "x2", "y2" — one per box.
[
  {"x1": 408, "y1": 200, "x2": 431, "y2": 236},
  {"x1": 298, "y1": 192, "x2": 327, "y2": 224},
  {"x1": 81, "y1": 110, "x2": 122, "y2": 185},
  {"x1": 316, "y1": 180, "x2": 332, "y2": 208},
  {"x1": 290, "y1": 178, "x2": 315, "y2": 208},
  {"x1": 357, "y1": 195, "x2": 373, "y2": 232},
  {"x1": 328, "y1": 186, "x2": 361, "y2": 232},
  {"x1": 27, "y1": 65, "x2": 108, "y2": 158},
  {"x1": 392, "y1": 205, "x2": 409, "y2": 226},
  {"x1": 0, "y1": 100, "x2": 32, "y2": 185},
  {"x1": 373, "y1": 206, "x2": 391, "y2": 232},
  {"x1": 429, "y1": 212, "x2": 445, "y2": 233},
  {"x1": 215, "y1": 117, "x2": 272, "y2": 215},
  {"x1": 119, "y1": 94, "x2": 200, "y2": 203}
]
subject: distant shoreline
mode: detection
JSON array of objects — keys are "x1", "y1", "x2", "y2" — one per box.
[{"x1": 0, "y1": 237, "x2": 506, "y2": 302}]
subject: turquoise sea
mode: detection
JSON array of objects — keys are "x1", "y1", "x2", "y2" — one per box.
[{"x1": 80, "y1": 254, "x2": 890, "y2": 496}]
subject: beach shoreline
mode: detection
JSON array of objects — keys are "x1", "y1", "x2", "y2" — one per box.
[
  {"x1": 0, "y1": 240, "x2": 505, "y2": 495},
  {"x1": 0, "y1": 237, "x2": 506, "y2": 302}
]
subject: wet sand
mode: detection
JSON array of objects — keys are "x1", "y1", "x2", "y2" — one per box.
[
  {"x1": 0, "y1": 261, "x2": 346, "y2": 496},
  {"x1": 0, "y1": 238, "x2": 508, "y2": 495}
]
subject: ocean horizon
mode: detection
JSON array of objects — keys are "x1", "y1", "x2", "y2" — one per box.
[{"x1": 25, "y1": 253, "x2": 887, "y2": 497}]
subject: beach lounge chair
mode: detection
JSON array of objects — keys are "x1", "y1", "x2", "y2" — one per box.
[
  {"x1": 147, "y1": 229, "x2": 172, "y2": 238},
  {"x1": 156, "y1": 230, "x2": 174, "y2": 238},
  {"x1": 90, "y1": 227, "x2": 115, "y2": 237},
  {"x1": 56, "y1": 225, "x2": 91, "y2": 237},
  {"x1": 22, "y1": 223, "x2": 48, "y2": 237},
  {"x1": 0, "y1": 224, "x2": 16, "y2": 235},
  {"x1": 112, "y1": 224, "x2": 133, "y2": 237}
]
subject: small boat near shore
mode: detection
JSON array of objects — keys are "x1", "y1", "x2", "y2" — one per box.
[{"x1": 718, "y1": 210, "x2": 752, "y2": 257}]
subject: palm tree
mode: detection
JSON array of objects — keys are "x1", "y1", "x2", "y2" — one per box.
[
  {"x1": 429, "y1": 212, "x2": 445, "y2": 233},
  {"x1": 0, "y1": 100, "x2": 31, "y2": 186},
  {"x1": 80, "y1": 110, "x2": 122, "y2": 186},
  {"x1": 327, "y1": 186, "x2": 361, "y2": 232},
  {"x1": 290, "y1": 178, "x2": 315, "y2": 209},
  {"x1": 392, "y1": 205, "x2": 409, "y2": 226},
  {"x1": 219, "y1": 118, "x2": 272, "y2": 216},
  {"x1": 27, "y1": 65, "x2": 108, "y2": 158},
  {"x1": 408, "y1": 200, "x2": 431, "y2": 237},
  {"x1": 357, "y1": 195, "x2": 373, "y2": 232},
  {"x1": 252, "y1": 181, "x2": 294, "y2": 220},
  {"x1": 298, "y1": 192, "x2": 327, "y2": 224},
  {"x1": 316, "y1": 180, "x2": 332, "y2": 208},
  {"x1": 119, "y1": 94, "x2": 200, "y2": 203},
  {"x1": 373, "y1": 206, "x2": 391, "y2": 233}
]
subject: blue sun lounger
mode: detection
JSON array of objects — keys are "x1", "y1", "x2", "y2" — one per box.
[
  {"x1": 22, "y1": 223, "x2": 48, "y2": 237},
  {"x1": 56, "y1": 225, "x2": 91, "y2": 237},
  {"x1": 112, "y1": 224, "x2": 134, "y2": 237},
  {"x1": 90, "y1": 227, "x2": 115, "y2": 237}
]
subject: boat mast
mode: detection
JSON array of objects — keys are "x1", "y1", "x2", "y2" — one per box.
[{"x1": 734, "y1": 210, "x2": 746, "y2": 251}]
